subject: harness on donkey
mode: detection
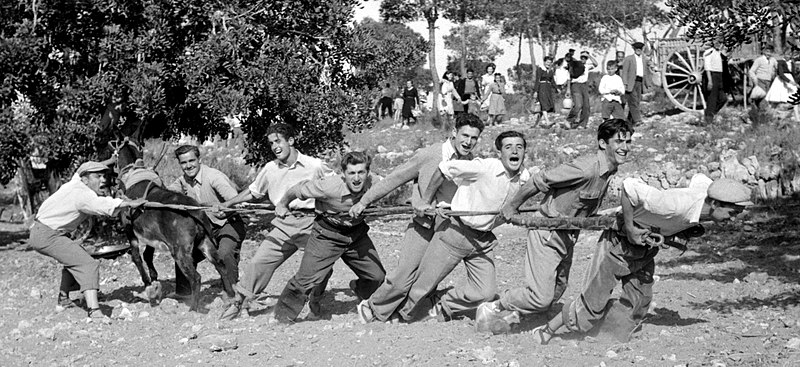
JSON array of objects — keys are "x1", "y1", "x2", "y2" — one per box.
[{"x1": 110, "y1": 138, "x2": 236, "y2": 311}]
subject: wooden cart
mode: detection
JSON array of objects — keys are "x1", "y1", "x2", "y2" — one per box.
[{"x1": 654, "y1": 37, "x2": 760, "y2": 112}]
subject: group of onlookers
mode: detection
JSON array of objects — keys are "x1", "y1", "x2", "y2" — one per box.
[
  {"x1": 439, "y1": 64, "x2": 507, "y2": 127},
  {"x1": 747, "y1": 44, "x2": 800, "y2": 121}
]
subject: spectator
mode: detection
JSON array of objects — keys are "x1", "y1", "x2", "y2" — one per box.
[
  {"x1": 765, "y1": 55, "x2": 798, "y2": 107},
  {"x1": 482, "y1": 73, "x2": 507, "y2": 126},
  {"x1": 439, "y1": 71, "x2": 463, "y2": 128},
  {"x1": 621, "y1": 42, "x2": 651, "y2": 126},
  {"x1": 615, "y1": 50, "x2": 626, "y2": 76},
  {"x1": 703, "y1": 39, "x2": 726, "y2": 125},
  {"x1": 567, "y1": 50, "x2": 597, "y2": 129},
  {"x1": 456, "y1": 69, "x2": 481, "y2": 114},
  {"x1": 749, "y1": 45, "x2": 777, "y2": 110},
  {"x1": 533, "y1": 56, "x2": 558, "y2": 127},
  {"x1": 482, "y1": 63, "x2": 496, "y2": 89},
  {"x1": 379, "y1": 83, "x2": 394, "y2": 119},
  {"x1": 598, "y1": 60, "x2": 626, "y2": 120},
  {"x1": 401, "y1": 80, "x2": 420, "y2": 129}
]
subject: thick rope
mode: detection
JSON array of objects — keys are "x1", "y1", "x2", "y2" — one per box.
[{"x1": 508, "y1": 213, "x2": 619, "y2": 230}]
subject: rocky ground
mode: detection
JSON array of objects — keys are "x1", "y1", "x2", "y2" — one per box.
[{"x1": 1, "y1": 107, "x2": 800, "y2": 366}]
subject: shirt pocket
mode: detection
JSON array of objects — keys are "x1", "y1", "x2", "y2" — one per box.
[{"x1": 574, "y1": 189, "x2": 602, "y2": 216}]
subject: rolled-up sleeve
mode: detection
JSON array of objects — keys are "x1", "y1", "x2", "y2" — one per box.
[
  {"x1": 438, "y1": 159, "x2": 485, "y2": 182},
  {"x1": 248, "y1": 167, "x2": 270, "y2": 199},
  {"x1": 294, "y1": 177, "x2": 337, "y2": 201},
  {"x1": 76, "y1": 194, "x2": 123, "y2": 217}
]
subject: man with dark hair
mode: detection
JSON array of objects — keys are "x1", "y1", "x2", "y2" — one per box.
[
  {"x1": 456, "y1": 68, "x2": 482, "y2": 114},
  {"x1": 167, "y1": 145, "x2": 246, "y2": 298},
  {"x1": 393, "y1": 130, "x2": 530, "y2": 323},
  {"x1": 703, "y1": 39, "x2": 726, "y2": 125},
  {"x1": 567, "y1": 51, "x2": 598, "y2": 129},
  {"x1": 531, "y1": 177, "x2": 751, "y2": 344},
  {"x1": 352, "y1": 113, "x2": 484, "y2": 324},
  {"x1": 621, "y1": 42, "x2": 651, "y2": 126},
  {"x1": 220, "y1": 123, "x2": 334, "y2": 320},
  {"x1": 379, "y1": 83, "x2": 394, "y2": 119},
  {"x1": 29, "y1": 161, "x2": 144, "y2": 321},
  {"x1": 478, "y1": 119, "x2": 633, "y2": 324},
  {"x1": 271, "y1": 152, "x2": 385, "y2": 323},
  {"x1": 615, "y1": 50, "x2": 626, "y2": 76}
]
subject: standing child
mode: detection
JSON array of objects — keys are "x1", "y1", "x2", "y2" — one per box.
[
  {"x1": 598, "y1": 60, "x2": 626, "y2": 120},
  {"x1": 467, "y1": 94, "x2": 482, "y2": 117},
  {"x1": 393, "y1": 93, "x2": 404, "y2": 126}
]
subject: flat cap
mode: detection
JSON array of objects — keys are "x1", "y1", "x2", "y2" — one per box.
[
  {"x1": 707, "y1": 178, "x2": 754, "y2": 206},
  {"x1": 632, "y1": 42, "x2": 645, "y2": 50},
  {"x1": 76, "y1": 161, "x2": 110, "y2": 176}
]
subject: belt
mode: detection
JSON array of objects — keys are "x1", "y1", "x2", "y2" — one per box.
[
  {"x1": 317, "y1": 215, "x2": 366, "y2": 233},
  {"x1": 635, "y1": 76, "x2": 643, "y2": 81},
  {"x1": 452, "y1": 216, "x2": 492, "y2": 237}
]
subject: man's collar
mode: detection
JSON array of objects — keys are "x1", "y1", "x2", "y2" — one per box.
[
  {"x1": 443, "y1": 139, "x2": 471, "y2": 160},
  {"x1": 276, "y1": 151, "x2": 306, "y2": 168},
  {"x1": 185, "y1": 164, "x2": 205, "y2": 185},
  {"x1": 596, "y1": 150, "x2": 614, "y2": 175}
]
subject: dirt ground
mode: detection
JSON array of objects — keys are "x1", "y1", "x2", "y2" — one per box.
[{"x1": 1, "y1": 204, "x2": 799, "y2": 367}]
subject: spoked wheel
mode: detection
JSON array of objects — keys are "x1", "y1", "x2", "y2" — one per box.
[{"x1": 662, "y1": 46, "x2": 706, "y2": 112}]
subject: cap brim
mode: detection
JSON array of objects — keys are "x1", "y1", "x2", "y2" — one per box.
[{"x1": 736, "y1": 200, "x2": 755, "y2": 207}]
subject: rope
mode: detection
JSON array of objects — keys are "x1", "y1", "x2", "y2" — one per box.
[{"x1": 139, "y1": 201, "x2": 541, "y2": 219}]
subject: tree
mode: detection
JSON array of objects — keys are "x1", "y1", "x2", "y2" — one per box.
[
  {"x1": 352, "y1": 18, "x2": 429, "y2": 88},
  {"x1": 667, "y1": 0, "x2": 800, "y2": 54},
  {"x1": 443, "y1": 24, "x2": 503, "y2": 68},
  {"x1": 0, "y1": 0, "x2": 380, "y2": 215}
]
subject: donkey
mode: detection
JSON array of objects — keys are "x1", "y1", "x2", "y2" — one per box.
[{"x1": 114, "y1": 139, "x2": 235, "y2": 311}]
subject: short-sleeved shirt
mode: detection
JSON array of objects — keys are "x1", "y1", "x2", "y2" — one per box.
[
  {"x1": 36, "y1": 178, "x2": 124, "y2": 232},
  {"x1": 440, "y1": 158, "x2": 531, "y2": 232},
  {"x1": 703, "y1": 48, "x2": 723, "y2": 72},
  {"x1": 623, "y1": 174, "x2": 711, "y2": 236},
  {"x1": 248, "y1": 152, "x2": 332, "y2": 210},
  {"x1": 293, "y1": 174, "x2": 380, "y2": 227},
  {"x1": 533, "y1": 150, "x2": 616, "y2": 219},
  {"x1": 168, "y1": 165, "x2": 239, "y2": 226}
]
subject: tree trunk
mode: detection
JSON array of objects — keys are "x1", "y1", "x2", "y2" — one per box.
[
  {"x1": 460, "y1": 22, "x2": 467, "y2": 76},
  {"x1": 516, "y1": 31, "x2": 523, "y2": 79},
  {"x1": 14, "y1": 159, "x2": 33, "y2": 221},
  {"x1": 527, "y1": 33, "x2": 536, "y2": 68},
  {"x1": 426, "y1": 15, "x2": 442, "y2": 126}
]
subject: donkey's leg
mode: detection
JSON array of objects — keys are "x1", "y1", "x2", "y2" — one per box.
[{"x1": 173, "y1": 243, "x2": 202, "y2": 311}]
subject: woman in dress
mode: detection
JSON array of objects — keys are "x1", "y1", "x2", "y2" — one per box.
[
  {"x1": 439, "y1": 71, "x2": 462, "y2": 128},
  {"x1": 534, "y1": 56, "x2": 557, "y2": 127},
  {"x1": 401, "y1": 80, "x2": 420, "y2": 128},
  {"x1": 765, "y1": 56, "x2": 798, "y2": 104},
  {"x1": 450, "y1": 72, "x2": 465, "y2": 116},
  {"x1": 482, "y1": 73, "x2": 506, "y2": 126}
]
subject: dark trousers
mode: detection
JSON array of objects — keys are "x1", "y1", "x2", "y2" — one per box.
[
  {"x1": 704, "y1": 71, "x2": 725, "y2": 123},
  {"x1": 273, "y1": 220, "x2": 385, "y2": 322},
  {"x1": 379, "y1": 97, "x2": 393, "y2": 117},
  {"x1": 567, "y1": 83, "x2": 590, "y2": 128},
  {"x1": 626, "y1": 78, "x2": 643, "y2": 125},
  {"x1": 175, "y1": 215, "x2": 246, "y2": 295}
]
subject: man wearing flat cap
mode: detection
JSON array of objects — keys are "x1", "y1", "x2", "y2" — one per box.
[
  {"x1": 528, "y1": 174, "x2": 752, "y2": 344},
  {"x1": 29, "y1": 161, "x2": 145, "y2": 321},
  {"x1": 621, "y1": 42, "x2": 652, "y2": 126}
]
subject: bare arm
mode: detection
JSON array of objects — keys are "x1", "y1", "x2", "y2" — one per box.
[
  {"x1": 500, "y1": 178, "x2": 540, "y2": 220},
  {"x1": 222, "y1": 188, "x2": 256, "y2": 208}
]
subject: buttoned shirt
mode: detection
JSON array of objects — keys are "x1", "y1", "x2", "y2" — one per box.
[
  {"x1": 598, "y1": 74, "x2": 625, "y2": 103},
  {"x1": 703, "y1": 48, "x2": 723, "y2": 72},
  {"x1": 635, "y1": 55, "x2": 644, "y2": 77},
  {"x1": 623, "y1": 174, "x2": 711, "y2": 236},
  {"x1": 36, "y1": 179, "x2": 124, "y2": 233},
  {"x1": 533, "y1": 150, "x2": 617, "y2": 219},
  {"x1": 168, "y1": 165, "x2": 239, "y2": 226},
  {"x1": 293, "y1": 174, "x2": 380, "y2": 227},
  {"x1": 440, "y1": 158, "x2": 530, "y2": 232},
  {"x1": 248, "y1": 152, "x2": 332, "y2": 210}
]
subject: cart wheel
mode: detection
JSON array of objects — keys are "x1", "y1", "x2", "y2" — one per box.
[{"x1": 661, "y1": 46, "x2": 706, "y2": 112}]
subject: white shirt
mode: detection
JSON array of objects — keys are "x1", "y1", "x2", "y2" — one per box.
[
  {"x1": 439, "y1": 158, "x2": 530, "y2": 232},
  {"x1": 439, "y1": 80, "x2": 457, "y2": 114},
  {"x1": 623, "y1": 174, "x2": 712, "y2": 236},
  {"x1": 481, "y1": 74, "x2": 494, "y2": 89},
  {"x1": 635, "y1": 55, "x2": 644, "y2": 77},
  {"x1": 598, "y1": 74, "x2": 625, "y2": 103},
  {"x1": 248, "y1": 152, "x2": 332, "y2": 209},
  {"x1": 703, "y1": 48, "x2": 723, "y2": 72},
  {"x1": 36, "y1": 179, "x2": 124, "y2": 232}
]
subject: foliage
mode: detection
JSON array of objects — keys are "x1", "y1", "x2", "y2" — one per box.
[
  {"x1": 443, "y1": 24, "x2": 503, "y2": 65},
  {"x1": 0, "y1": 0, "x2": 386, "y2": 186},
  {"x1": 667, "y1": 0, "x2": 799, "y2": 53},
  {"x1": 352, "y1": 18, "x2": 429, "y2": 88}
]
